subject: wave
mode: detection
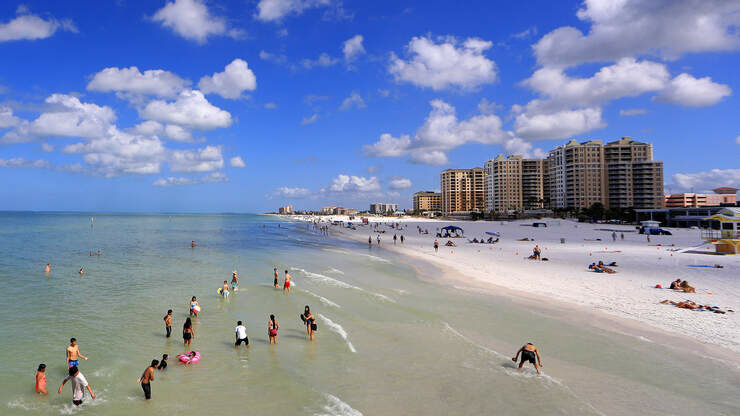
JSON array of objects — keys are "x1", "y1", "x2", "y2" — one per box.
[
  {"x1": 326, "y1": 267, "x2": 345, "y2": 275},
  {"x1": 315, "y1": 393, "x2": 363, "y2": 416},
  {"x1": 303, "y1": 289, "x2": 341, "y2": 308},
  {"x1": 322, "y1": 248, "x2": 391, "y2": 263},
  {"x1": 319, "y1": 314, "x2": 356, "y2": 353},
  {"x1": 292, "y1": 268, "x2": 394, "y2": 303}
]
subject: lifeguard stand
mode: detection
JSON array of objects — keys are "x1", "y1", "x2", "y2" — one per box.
[{"x1": 702, "y1": 207, "x2": 740, "y2": 254}]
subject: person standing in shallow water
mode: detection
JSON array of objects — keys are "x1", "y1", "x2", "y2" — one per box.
[
  {"x1": 66, "y1": 338, "x2": 88, "y2": 369},
  {"x1": 283, "y1": 270, "x2": 291, "y2": 293},
  {"x1": 268, "y1": 314, "x2": 279, "y2": 344},
  {"x1": 164, "y1": 310, "x2": 173, "y2": 338},
  {"x1": 512, "y1": 343, "x2": 543, "y2": 375},
  {"x1": 58, "y1": 366, "x2": 94, "y2": 406},
  {"x1": 137, "y1": 359, "x2": 158, "y2": 401},
  {"x1": 183, "y1": 317, "x2": 194, "y2": 349},
  {"x1": 302, "y1": 305, "x2": 316, "y2": 341},
  {"x1": 35, "y1": 364, "x2": 47, "y2": 394},
  {"x1": 273, "y1": 267, "x2": 279, "y2": 288}
]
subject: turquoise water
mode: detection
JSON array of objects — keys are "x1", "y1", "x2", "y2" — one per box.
[{"x1": 0, "y1": 213, "x2": 738, "y2": 415}]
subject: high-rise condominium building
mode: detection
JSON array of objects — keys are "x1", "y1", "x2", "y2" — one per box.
[
  {"x1": 440, "y1": 168, "x2": 486, "y2": 213},
  {"x1": 484, "y1": 155, "x2": 523, "y2": 214},
  {"x1": 604, "y1": 137, "x2": 663, "y2": 209},
  {"x1": 369, "y1": 203, "x2": 398, "y2": 214},
  {"x1": 522, "y1": 158, "x2": 546, "y2": 210},
  {"x1": 547, "y1": 139, "x2": 607, "y2": 210},
  {"x1": 413, "y1": 191, "x2": 443, "y2": 212}
]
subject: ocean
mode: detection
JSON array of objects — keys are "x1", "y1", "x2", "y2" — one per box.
[{"x1": 0, "y1": 212, "x2": 737, "y2": 415}]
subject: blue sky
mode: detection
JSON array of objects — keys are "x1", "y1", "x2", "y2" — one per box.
[{"x1": 0, "y1": 0, "x2": 738, "y2": 212}]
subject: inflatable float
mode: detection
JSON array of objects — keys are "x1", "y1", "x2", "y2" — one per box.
[
  {"x1": 192, "y1": 304, "x2": 201, "y2": 313},
  {"x1": 177, "y1": 352, "x2": 201, "y2": 364},
  {"x1": 217, "y1": 288, "x2": 229, "y2": 297}
]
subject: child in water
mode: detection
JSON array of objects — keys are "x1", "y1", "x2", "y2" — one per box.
[
  {"x1": 157, "y1": 354, "x2": 168, "y2": 370},
  {"x1": 35, "y1": 364, "x2": 47, "y2": 394}
]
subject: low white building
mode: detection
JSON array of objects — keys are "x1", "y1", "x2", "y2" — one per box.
[{"x1": 370, "y1": 203, "x2": 398, "y2": 214}]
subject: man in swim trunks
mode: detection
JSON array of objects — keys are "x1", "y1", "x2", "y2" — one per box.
[
  {"x1": 164, "y1": 310, "x2": 173, "y2": 338},
  {"x1": 512, "y1": 343, "x2": 543, "y2": 375},
  {"x1": 235, "y1": 320, "x2": 249, "y2": 348},
  {"x1": 58, "y1": 366, "x2": 94, "y2": 406},
  {"x1": 66, "y1": 338, "x2": 88, "y2": 368},
  {"x1": 137, "y1": 359, "x2": 158, "y2": 401},
  {"x1": 283, "y1": 270, "x2": 291, "y2": 293},
  {"x1": 273, "y1": 268, "x2": 279, "y2": 288},
  {"x1": 222, "y1": 280, "x2": 229, "y2": 296}
]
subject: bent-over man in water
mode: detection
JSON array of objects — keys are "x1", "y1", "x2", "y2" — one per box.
[
  {"x1": 137, "y1": 359, "x2": 158, "y2": 401},
  {"x1": 66, "y1": 338, "x2": 88, "y2": 368},
  {"x1": 512, "y1": 343, "x2": 543, "y2": 374}
]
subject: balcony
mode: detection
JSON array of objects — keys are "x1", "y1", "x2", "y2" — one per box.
[{"x1": 701, "y1": 229, "x2": 740, "y2": 240}]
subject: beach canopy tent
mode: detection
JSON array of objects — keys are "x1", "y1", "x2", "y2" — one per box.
[
  {"x1": 532, "y1": 222, "x2": 547, "y2": 227},
  {"x1": 442, "y1": 226, "x2": 464, "y2": 232},
  {"x1": 440, "y1": 225, "x2": 464, "y2": 237},
  {"x1": 485, "y1": 231, "x2": 500, "y2": 236}
]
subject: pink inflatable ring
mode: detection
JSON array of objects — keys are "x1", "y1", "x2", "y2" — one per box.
[{"x1": 178, "y1": 352, "x2": 201, "y2": 364}]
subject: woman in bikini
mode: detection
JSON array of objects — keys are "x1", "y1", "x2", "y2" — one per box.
[{"x1": 268, "y1": 314, "x2": 279, "y2": 344}]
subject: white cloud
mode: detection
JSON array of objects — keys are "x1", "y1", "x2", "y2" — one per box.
[
  {"x1": 40, "y1": 142, "x2": 55, "y2": 152},
  {"x1": 502, "y1": 137, "x2": 546, "y2": 159},
  {"x1": 655, "y1": 73, "x2": 732, "y2": 107},
  {"x1": 301, "y1": 114, "x2": 318, "y2": 125},
  {"x1": 389, "y1": 36, "x2": 497, "y2": 91},
  {"x1": 0, "y1": 9, "x2": 76, "y2": 42},
  {"x1": 28, "y1": 94, "x2": 116, "y2": 140},
  {"x1": 259, "y1": 50, "x2": 288, "y2": 64},
  {"x1": 87, "y1": 66, "x2": 189, "y2": 98},
  {"x1": 141, "y1": 90, "x2": 232, "y2": 130},
  {"x1": 511, "y1": 26, "x2": 537, "y2": 39},
  {"x1": 619, "y1": 108, "x2": 647, "y2": 116},
  {"x1": 153, "y1": 171, "x2": 228, "y2": 187},
  {"x1": 273, "y1": 186, "x2": 311, "y2": 198},
  {"x1": 264, "y1": 102, "x2": 277, "y2": 109},
  {"x1": 514, "y1": 107, "x2": 606, "y2": 140},
  {"x1": 255, "y1": 0, "x2": 334, "y2": 22},
  {"x1": 0, "y1": 157, "x2": 51, "y2": 169},
  {"x1": 163, "y1": 124, "x2": 193, "y2": 142},
  {"x1": 533, "y1": 0, "x2": 740, "y2": 68},
  {"x1": 152, "y1": 0, "x2": 234, "y2": 44},
  {"x1": 0, "y1": 106, "x2": 20, "y2": 128},
  {"x1": 229, "y1": 156, "x2": 246, "y2": 168},
  {"x1": 301, "y1": 53, "x2": 339, "y2": 69},
  {"x1": 131, "y1": 120, "x2": 164, "y2": 136},
  {"x1": 329, "y1": 174, "x2": 380, "y2": 192},
  {"x1": 343, "y1": 34, "x2": 365, "y2": 61},
  {"x1": 670, "y1": 169, "x2": 740, "y2": 193},
  {"x1": 339, "y1": 92, "x2": 365, "y2": 111},
  {"x1": 377, "y1": 89, "x2": 390, "y2": 98},
  {"x1": 363, "y1": 99, "x2": 510, "y2": 165},
  {"x1": 388, "y1": 177, "x2": 412, "y2": 190},
  {"x1": 198, "y1": 59, "x2": 257, "y2": 99},
  {"x1": 169, "y1": 145, "x2": 224, "y2": 173}
]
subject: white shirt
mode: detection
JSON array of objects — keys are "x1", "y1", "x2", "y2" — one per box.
[
  {"x1": 235, "y1": 325, "x2": 247, "y2": 339},
  {"x1": 64, "y1": 373, "x2": 88, "y2": 401}
]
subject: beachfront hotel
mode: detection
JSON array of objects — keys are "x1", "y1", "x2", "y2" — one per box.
[
  {"x1": 413, "y1": 191, "x2": 443, "y2": 213},
  {"x1": 665, "y1": 188, "x2": 738, "y2": 208},
  {"x1": 369, "y1": 203, "x2": 398, "y2": 214},
  {"x1": 440, "y1": 168, "x2": 486, "y2": 214}
]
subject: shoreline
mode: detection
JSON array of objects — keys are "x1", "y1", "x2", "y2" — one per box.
[{"x1": 296, "y1": 216, "x2": 740, "y2": 366}]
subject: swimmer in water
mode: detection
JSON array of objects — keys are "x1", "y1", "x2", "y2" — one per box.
[
  {"x1": 45, "y1": 264, "x2": 50, "y2": 274},
  {"x1": 58, "y1": 365, "x2": 94, "y2": 406},
  {"x1": 302, "y1": 305, "x2": 316, "y2": 341},
  {"x1": 283, "y1": 270, "x2": 291, "y2": 293},
  {"x1": 189, "y1": 297, "x2": 199, "y2": 317},
  {"x1": 79, "y1": 268, "x2": 84, "y2": 275},
  {"x1": 273, "y1": 268, "x2": 279, "y2": 288},
  {"x1": 137, "y1": 359, "x2": 158, "y2": 401},
  {"x1": 35, "y1": 364, "x2": 48, "y2": 394},
  {"x1": 66, "y1": 338, "x2": 88, "y2": 369},
  {"x1": 512, "y1": 343, "x2": 543, "y2": 375},
  {"x1": 183, "y1": 317, "x2": 195, "y2": 349},
  {"x1": 268, "y1": 314, "x2": 279, "y2": 344},
  {"x1": 157, "y1": 354, "x2": 168, "y2": 370},
  {"x1": 191, "y1": 240, "x2": 196, "y2": 248}
]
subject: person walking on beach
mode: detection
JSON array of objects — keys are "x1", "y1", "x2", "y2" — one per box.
[
  {"x1": 137, "y1": 359, "x2": 158, "y2": 401},
  {"x1": 66, "y1": 338, "x2": 88, "y2": 369},
  {"x1": 283, "y1": 270, "x2": 292, "y2": 293},
  {"x1": 400, "y1": 235, "x2": 404, "y2": 244},
  {"x1": 35, "y1": 364, "x2": 47, "y2": 394},
  {"x1": 58, "y1": 366, "x2": 94, "y2": 406},
  {"x1": 273, "y1": 268, "x2": 279, "y2": 288},
  {"x1": 368, "y1": 236, "x2": 372, "y2": 246},
  {"x1": 377, "y1": 235, "x2": 381, "y2": 246},
  {"x1": 533, "y1": 245, "x2": 541, "y2": 260},
  {"x1": 620, "y1": 232, "x2": 624, "y2": 240},
  {"x1": 164, "y1": 310, "x2": 173, "y2": 338},
  {"x1": 434, "y1": 239, "x2": 439, "y2": 253},
  {"x1": 268, "y1": 314, "x2": 279, "y2": 344},
  {"x1": 183, "y1": 317, "x2": 195, "y2": 349},
  {"x1": 301, "y1": 305, "x2": 316, "y2": 341},
  {"x1": 393, "y1": 234, "x2": 397, "y2": 245},
  {"x1": 235, "y1": 321, "x2": 249, "y2": 348},
  {"x1": 512, "y1": 343, "x2": 543, "y2": 375},
  {"x1": 611, "y1": 231, "x2": 617, "y2": 242}
]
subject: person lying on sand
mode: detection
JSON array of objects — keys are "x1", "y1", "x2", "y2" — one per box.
[
  {"x1": 669, "y1": 279, "x2": 682, "y2": 290},
  {"x1": 678, "y1": 280, "x2": 695, "y2": 293},
  {"x1": 659, "y1": 300, "x2": 731, "y2": 313},
  {"x1": 445, "y1": 240, "x2": 456, "y2": 247},
  {"x1": 518, "y1": 237, "x2": 530, "y2": 241}
]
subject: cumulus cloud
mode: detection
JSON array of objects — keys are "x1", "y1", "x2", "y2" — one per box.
[
  {"x1": 0, "y1": 106, "x2": 20, "y2": 128},
  {"x1": 141, "y1": 90, "x2": 232, "y2": 130},
  {"x1": 389, "y1": 35, "x2": 497, "y2": 91},
  {"x1": 169, "y1": 145, "x2": 224, "y2": 173},
  {"x1": 198, "y1": 59, "x2": 257, "y2": 99},
  {"x1": 388, "y1": 177, "x2": 412, "y2": 190},
  {"x1": 514, "y1": 107, "x2": 606, "y2": 140},
  {"x1": 655, "y1": 73, "x2": 732, "y2": 107},
  {"x1": 339, "y1": 92, "x2": 365, "y2": 111},
  {"x1": 363, "y1": 99, "x2": 510, "y2": 165},
  {"x1": 328, "y1": 174, "x2": 380, "y2": 192},
  {"x1": 301, "y1": 114, "x2": 318, "y2": 125},
  {"x1": 619, "y1": 108, "x2": 647, "y2": 116},
  {"x1": 670, "y1": 169, "x2": 740, "y2": 193},
  {"x1": 153, "y1": 171, "x2": 228, "y2": 187},
  {"x1": 301, "y1": 53, "x2": 339, "y2": 69},
  {"x1": 0, "y1": 157, "x2": 51, "y2": 169},
  {"x1": 259, "y1": 50, "x2": 288, "y2": 64},
  {"x1": 343, "y1": 34, "x2": 365, "y2": 61},
  {"x1": 533, "y1": 0, "x2": 740, "y2": 68},
  {"x1": 255, "y1": 0, "x2": 335, "y2": 22},
  {"x1": 87, "y1": 66, "x2": 189, "y2": 98},
  {"x1": 229, "y1": 156, "x2": 246, "y2": 168},
  {"x1": 273, "y1": 186, "x2": 311, "y2": 198},
  {"x1": 0, "y1": 8, "x2": 76, "y2": 42},
  {"x1": 152, "y1": 0, "x2": 238, "y2": 44}
]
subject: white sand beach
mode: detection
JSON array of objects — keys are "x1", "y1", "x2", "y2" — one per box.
[{"x1": 295, "y1": 215, "x2": 740, "y2": 355}]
